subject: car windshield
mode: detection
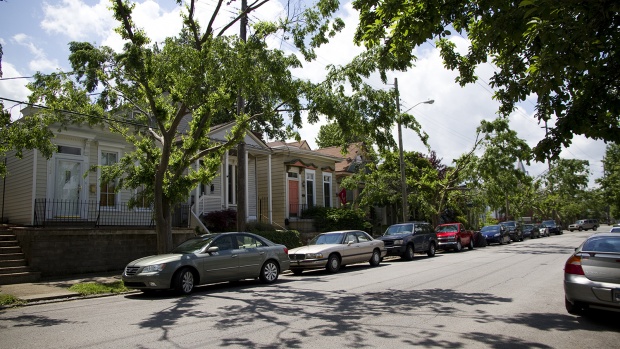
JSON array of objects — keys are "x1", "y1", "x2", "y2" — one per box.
[
  {"x1": 610, "y1": 227, "x2": 620, "y2": 233},
  {"x1": 384, "y1": 224, "x2": 414, "y2": 236},
  {"x1": 523, "y1": 224, "x2": 534, "y2": 230},
  {"x1": 481, "y1": 226, "x2": 499, "y2": 233},
  {"x1": 501, "y1": 222, "x2": 516, "y2": 227},
  {"x1": 310, "y1": 233, "x2": 344, "y2": 245},
  {"x1": 582, "y1": 236, "x2": 620, "y2": 253},
  {"x1": 171, "y1": 236, "x2": 215, "y2": 253},
  {"x1": 542, "y1": 220, "x2": 555, "y2": 226},
  {"x1": 436, "y1": 224, "x2": 458, "y2": 232}
]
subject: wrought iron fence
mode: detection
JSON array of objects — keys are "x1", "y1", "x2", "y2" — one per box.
[{"x1": 33, "y1": 199, "x2": 189, "y2": 228}]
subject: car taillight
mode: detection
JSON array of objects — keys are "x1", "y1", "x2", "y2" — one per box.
[
  {"x1": 564, "y1": 255, "x2": 585, "y2": 275},
  {"x1": 283, "y1": 247, "x2": 288, "y2": 255}
]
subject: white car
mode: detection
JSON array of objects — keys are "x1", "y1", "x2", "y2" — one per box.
[{"x1": 288, "y1": 230, "x2": 386, "y2": 275}]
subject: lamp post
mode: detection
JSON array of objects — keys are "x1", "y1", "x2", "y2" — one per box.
[{"x1": 394, "y1": 78, "x2": 434, "y2": 223}]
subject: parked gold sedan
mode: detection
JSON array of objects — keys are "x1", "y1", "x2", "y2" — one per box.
[{"x1": 288, "y1": 230, "x2": 386, "y2": 275}]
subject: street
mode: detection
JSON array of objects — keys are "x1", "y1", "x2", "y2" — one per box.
[{"x1": 1, "y1": 230, "x2": 619, "y2": 348}]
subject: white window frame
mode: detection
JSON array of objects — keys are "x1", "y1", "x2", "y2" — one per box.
[
  {"x1": 98, "y1": 147, "x2": 122, "y2": 210},
  {"x1": 305, "y1": 169, "x2": 316, "y2": 207},
  {"x1": 323, "y1": 173, "x2": 332, "y2": 208}
]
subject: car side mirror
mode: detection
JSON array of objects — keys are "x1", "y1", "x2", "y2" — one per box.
[{"x1": 207, "y1": 246, "x2": 219, "y2": 254}]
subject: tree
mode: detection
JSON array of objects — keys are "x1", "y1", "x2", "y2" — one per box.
[
  {"x1": 541, "y1": 158, "x2": 590, "y2": 226},
  {"x1": 352, "y1": 0, "x2": 620, "y2": 162},
  {"x1": 597, "y1": 143, "x2": 620, "y2": 219},
  {"x1": 26, "y1": 0, "x2": 403, "y2": 254}
]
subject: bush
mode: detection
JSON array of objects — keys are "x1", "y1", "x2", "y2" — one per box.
[
  {"x1": 310, "y1": 207, "x2": 372, "y2": 232},
  {"x1": 201, "y1": 209, "x2": 237, "y2": 232},
  {"x1": 254, "y1": 230, "x2": 303, "y2": 249}
]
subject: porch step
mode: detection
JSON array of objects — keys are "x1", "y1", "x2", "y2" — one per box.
[
  {"x1": 0, "y1": 228, "x2": 41, "y2": 285},
  {"x1": 0, "y1": 271, "x2": 42, "y2": 285}
]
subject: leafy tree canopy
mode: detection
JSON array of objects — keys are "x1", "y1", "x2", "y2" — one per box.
[
  {"x1": 352, "y1": 0, "x2": 620, "y2": 162},
  {"x1": 25, "y1": 0, "x2": 408, "y2": 253}
]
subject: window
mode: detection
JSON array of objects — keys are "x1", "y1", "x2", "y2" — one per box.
[
  {"x1": 212, "y1": 236, "x2": 234, "y2": 251},
  {"x1": 100, "y1": 151, "x2": 118, "y2": 207},
  {"x1": 356, "y1": 231, "x2": 371, "y2": 242},
  {"x1": 228, "y1": 164, "x2": 237, "y2": 205},
  {"x1": 344, "y1": 233, "x2": 358, "y2": 244},
  {"x1": 323, "y1": 173, "x2": 332, "y2": 208},
  {"x1": 236, "y1": 235, "x2": 266, "y2": 248},
  {"x1": 57, "y1": 146, "x2": 81, "y2": 155},
  {"x1": 306, "y1": 170, "x2": 315, "y2": 207}
]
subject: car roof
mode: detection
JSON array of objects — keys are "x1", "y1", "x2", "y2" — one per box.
[{"x1": 322, "y1": 230, "x2": 363, "y2": 234}]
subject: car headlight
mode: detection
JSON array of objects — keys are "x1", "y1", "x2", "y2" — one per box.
[
  {"x1": 305, "y1": 253, "x2": 324, "y2": 259},
  {"x1": 494, "y1": 233, "x2": 500, "y2": 237},
  {"x1": 141, "y1": 263, "x2": 166, "y2": 273},
  {"x1": 393, "y1": 239, "x2": 404, "y2": 245}
]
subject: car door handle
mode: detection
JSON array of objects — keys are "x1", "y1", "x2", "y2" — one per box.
[
  {"x1": 231, "y1": 254, "x2": 238, "y2": 258},
  {"x1": 259, "y1": 251, "x2": 265, "y2": 255}
]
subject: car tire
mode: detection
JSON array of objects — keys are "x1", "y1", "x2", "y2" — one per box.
[
  {"x1": 579, "y1": 227, "x2": 583, "y2": 231},
  {"x1": 454, "y1": 240, "x2": 463, "y2": 252},
  {"x1": 291, "y1": 268, "x2": 303, "y2": 276},
  {"x1": 427, "y1": 242, "x2": 436, "y2": 257},
  {"x1": 326, "y1": 254, "x2": 341, "y2": 273},
  {"x1": 259, "y1": 260, "x2": 279, "y2": 284},
  {"x1": 467, "y1": 239, "x2": 474, "y2": 250},
  {"x1": 173, "y1": 268, "x2": 195, "y2": 295},
  {"x1": 593, "y1": 226, "x2": 597, "y2": 231},
  {"x1": 369, "y1": 249, "x2": 381, "y2": 266},
  {"x1": 565, "y1": 297, "x2": 585, "y2": 315},
  {"x1": 402, "y1": 244, "x2": 415, "y2": 261},
  {"x1": 499, "y1": 238, "x2": 505, "y2": 245}
]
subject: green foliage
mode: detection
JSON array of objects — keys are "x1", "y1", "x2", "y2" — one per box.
[
  {"x1": 201, "y1": 209, "x2": 237, "y2": 232},
  {"x1": 597, "y1": 143, "x2": 620, "y2": 219},
  {"x1": 352, "y1": 0, "x2": 620, "y2": 161},
  {"x1": 0, "y1": 293, "x2": 25, "y2": 307},
  {"x1": 305, "y1": 206, "x2": 371, "y2": 232},
  {"x1": 68, "y1": 281, "x2": 128, "y2": 295},
  {"x1": 253, "y1": 230, "x2": 303, "y2": 249}
]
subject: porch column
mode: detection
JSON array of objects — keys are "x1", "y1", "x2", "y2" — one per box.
[
  {"x1": 244, "y1": 148, "x2": 248, "y2": 222},
  {"x1": 268, "y1": 153, "x2": 272, "y2": 224},
  {"x1": 194, "y1": 160, "x2": 200, "y2": 216},
  {"x1": 224, "y1": 151, "x2": 229, "y2": 209}
]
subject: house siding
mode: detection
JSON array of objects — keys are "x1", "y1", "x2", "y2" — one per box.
[{"x1": 1, "y1": 150, "x2": 35, "y2": 225}]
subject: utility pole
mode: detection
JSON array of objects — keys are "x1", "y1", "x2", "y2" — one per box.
[
  {"x1": 236, "y1": 0, "x2": 247, "y2": 232},
  {"x1": 395, "y1": 78, "x2": 407, "y2": 223}
]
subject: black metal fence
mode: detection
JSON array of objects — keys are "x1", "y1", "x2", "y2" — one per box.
[{"x1": 33, "y1": 199, "x2": 189, "y2": 228}]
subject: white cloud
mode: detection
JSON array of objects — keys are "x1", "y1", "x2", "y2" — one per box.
[
  {"x1": 0, "y1": 62, "x2": 32, "y2": 120},
  {"x1": 12, "y1": 33, "x2": 60, "y2": 73},
  {"x1": 41, "y1": 0, "x2": 115, "y2": 41}
]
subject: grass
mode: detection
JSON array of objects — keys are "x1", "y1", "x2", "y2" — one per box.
[
  {"x1": 68, "y1": 281, "x2": 129, "y2": 296},
  {"x1": 0, "y1": 293, "x2": 25, "y2": 307}
]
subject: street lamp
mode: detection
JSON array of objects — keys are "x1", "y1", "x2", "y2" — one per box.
[{"x1": 395, "y1": 81, "x2": 434, "y2": 223}]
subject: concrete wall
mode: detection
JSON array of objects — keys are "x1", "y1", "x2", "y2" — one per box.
[{"x1": 13, "y1": 227, "x2": 196, "y2": 278}]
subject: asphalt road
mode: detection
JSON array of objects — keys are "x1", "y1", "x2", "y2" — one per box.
[{"x1": 1, "y1": 229, "x2": 619, "y2": 348}]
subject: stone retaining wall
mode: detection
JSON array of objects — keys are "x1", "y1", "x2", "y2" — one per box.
[{"x1": 12, "y1": 227, "x2": 196, "y2": 278}]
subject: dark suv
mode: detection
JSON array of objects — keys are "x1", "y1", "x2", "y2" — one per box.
[
  {"x1": 541, "y1": 219, "x2": 562, "y2": 235},
  {"x1": 499, "y1": 221, "x2": 523, "y2": 242},
  {"x1": 377, "y1": 222, "x2": 438, "y2": 260}
]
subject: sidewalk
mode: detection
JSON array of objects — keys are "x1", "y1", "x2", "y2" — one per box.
[{"x1": 0, "y1": 271, "x2": 133, "y2": 305}]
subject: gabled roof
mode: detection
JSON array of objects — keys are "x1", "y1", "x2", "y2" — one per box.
[
  {"x1": 315, "y1": 143, "x2": 367, "y2": 174},
  {"x1": 268, "y1": 140, "x2": 343, "y2": 163}
]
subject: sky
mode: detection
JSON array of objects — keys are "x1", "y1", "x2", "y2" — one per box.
[{"x1": 0, "y1": 0, "x2": 608, "y2": 187}]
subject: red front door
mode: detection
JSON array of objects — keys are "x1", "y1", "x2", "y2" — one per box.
[{"x1": 289, "y1": 180, "x2": 299, "y2": 217}]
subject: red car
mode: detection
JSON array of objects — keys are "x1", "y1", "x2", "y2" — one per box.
[{"x1": 435, "y1": 223, "x2": 474, "y2": 252}]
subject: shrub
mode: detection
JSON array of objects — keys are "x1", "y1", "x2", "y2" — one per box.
[
  {"x1": 201, "y1": 209, "x2": 237, "y2": 232},
  {"x1": 254, "y1": 230, "x2": 303, "y2": 249},
  {"x1": 312, "y1": 207, "x2": 372, "y2": 232}
]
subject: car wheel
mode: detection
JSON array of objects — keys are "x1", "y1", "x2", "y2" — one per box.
[
  {"x1": 174, "y1": 268, "x2": 195, "y2": 295},
  {"x1": 519, "y1": 234, "x2": 524, "y2": 242},
  {"x1": 499, "y1": 238, "x2": 505, "y2": 245},
  {"x1": 565, "y1": 297, "x2": 585, "y2": 315},
  {"x1": 454, "y1": 240, "x2": 463, "y2": 252},
  {"x1": 259, "y1": 260, "x2": 279, "y2": 284},
  {"x1": 593, "y1": 226, "x2": 597, "y2": 231},
  {"x1": 468, "y1": 239, "x2": 474, "y2": 250},
  {"x1": 291, "y1": 268, "x2": 303, "y2": 276},
  {"x1": 326, "y1": 254, "x2": 341, "y2": 273},
  {"x1": 427, "y1": 242, "x2": 436, "y2": 257},
  {"x1": 369, "y1": 249, "x2": 381, "y2": 267},
  {"x1": 402, "y1": 244, "x2": 415, "y2": 261},
  {"x1": 579, "y1": 227, "x2": 583, "y2": 231},
  {"x1": 559, "y1": 231, "x2": 564, "y2": 235}
]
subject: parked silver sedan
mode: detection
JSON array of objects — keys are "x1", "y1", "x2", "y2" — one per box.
[
  {"x1": 564, "y1": 233, "x2": 620, "y2": 314},
  {"x1": 122, "y1": 232, "x2": 290, "y2": 295},
  {"x1": 288, "y1": 230, "x2": 386, "y2": 275}
]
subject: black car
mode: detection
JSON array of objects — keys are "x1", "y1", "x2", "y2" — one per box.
[
  {"x1": 499, "y1": 221, "x2": 523, "y2": 242},
  {"x1": 541, "y1": 219, "x2": 562, "y2": 235},
  {"x1": 377, "y1": 222, "x2": 438, "y2": 260},
  {"x1": 522, "y1": 224, "x2": 540, "y2": 239}
]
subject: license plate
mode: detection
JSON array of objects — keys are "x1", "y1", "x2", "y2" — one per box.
[{"x1": 614, "y1": 289, "x2": 620, "y2": 302}]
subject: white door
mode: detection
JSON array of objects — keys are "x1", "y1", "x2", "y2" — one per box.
[{"x1": 53, "y1": 159, "x2": 83, "y2": 217}]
